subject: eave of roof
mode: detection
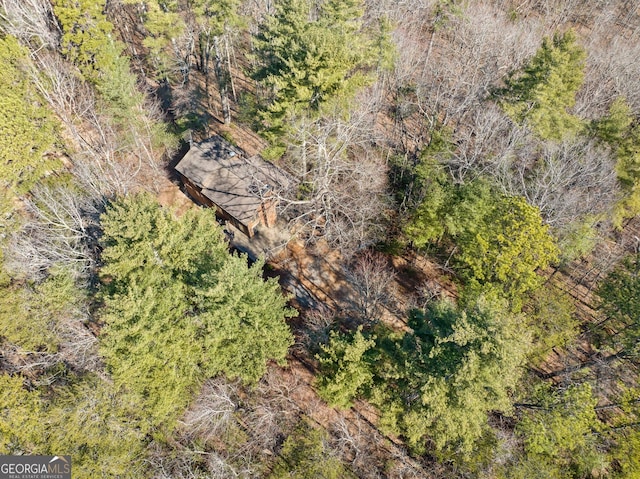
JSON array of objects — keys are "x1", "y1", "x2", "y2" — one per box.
[{"x1": 175, "y1": 136, "x2": 288, "y2": 224}]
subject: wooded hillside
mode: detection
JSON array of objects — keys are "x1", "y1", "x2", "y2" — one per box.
[{"x1": 2, "y1": 0, "x2": 640, "y2": 477}]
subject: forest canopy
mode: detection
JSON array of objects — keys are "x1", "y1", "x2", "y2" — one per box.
[
  {"x1": 1, "y1": 0, "x2": 640, "y2": 477},
  {"x1": 98, "y1": 194, "x2": 295, "y2": 432}
]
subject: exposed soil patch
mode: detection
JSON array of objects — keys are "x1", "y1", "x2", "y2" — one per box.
[{"x1": 156, "y1": 182, "x2": 194, "y2": 216}]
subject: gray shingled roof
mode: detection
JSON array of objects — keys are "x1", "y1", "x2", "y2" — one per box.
[{"x1": 175, "y1": 136, "x2": 289, "y2": 223}]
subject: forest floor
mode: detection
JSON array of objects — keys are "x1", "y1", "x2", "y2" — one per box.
[{"x1": 519, "y1": 217, "x2": 640, "y2": 434}]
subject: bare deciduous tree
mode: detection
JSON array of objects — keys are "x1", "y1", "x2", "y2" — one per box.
[
  {"x1": 0, "y1": 293, "x2": 98, "y2": 377},
  {"x1": 28, "y1": 53, "x2": 96, "y2": 130},
  {"x1": 330, "y1": 416, "x2": 382, "y2": 478},
  {"x1": 445, "y1": 103, "x2": 522, "y2": 181},
  {"x1": 579, "y1": 35, "x2": 640, "y2": 116},
  {"x1": 0, "y1": 0, "x2": 60, "y2": 49},
  {"x1": 275, "y1": 95, "x2": 390, "y2": 256},
  {"x1": 0, "y1": 343, "x2": 61, "y2": 377},
  {"x1": 300, "y1": 309, "x2": 336, "y2": 349},
  {"x1": 398, "y1": 3, "x2": 542, "y2": 128},
  {"x1": 345, "y1": 251, "x2": 396, "y2": 323},
  {"x1": 7, "y1": 185, "x2": 100, "y2": 280},
  {"x1": 491, "y1": 137, "x2": 619, "y2": 231},
  {"x1": 179, "y1": 379, "x2": 238, "y2": 445},
  {"x1": 57, "y1": 319, "x2": 100, "y2": 372},
  {"x1": 146, "y1": 441, "x2": 214, "y2": 479},
  {"x1": 28, "y1": 52, "x2": 170, "y2": 197}
]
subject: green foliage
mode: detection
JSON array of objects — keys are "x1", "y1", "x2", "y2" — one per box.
[
  {"x1": 456, "y1": 195, "x2": 559, "y2": 301},
  {"x1": 0, "y1": 374, "x2": 43, "y2": 454},
  {"x1": 498, "y1": 456, "x2": 565, "y2": 479},
  {"x1": 95, "y1": 54, "x2": 142, "y2": 116},
  {"x1": 141, "y1": 0, "x2": 185, "y2": 78},
  {"x1": 595, "y1": 253, "x2": 640, "y2": 356},
  {"x1": 190, "y1": 0, "x2": 241, "y2": 31},
  {"x1": 615, "y1": 122, "x2": 640, "y2": 190},
  {"x1": 0, "y1": 36, "x2": 59, "y2": 200},
  {"x1": 0, "y1": 259, "x2": 10, "y2": 287},
  {"x1": 53, "y1": 0, "x2": 115, "y2": 78},
  {"x1": 0, "y1": 268, "x2": 82, "y2": 352},
  {"x1": 135, "y1": 0, "x2": 242, "y2": 81},
  {"x1": 403, "y1": 148, "x2": 494, "y2": 248},
  {"x1": 269, "y1": 419, "x2": 356, "y2": 479},
  {"x1": 402, "y1": 162, "x2": 451, "y2": 245},
  {"x1": 498, "y1": 30, "x2": 586, "y2": 140},
  {"x1": 373, "y1": 297, "x2": 529, "y2": 455},
  {"x1": 99, "y1": 193, "x2": 226, "y2": 284},
  {"x1": 612, "y1": 431, "x2": 640, "y2": 479},
  {"x1": 594, "y1": 97, "x2": 640, "y2": 226},
  {"x1": 405, "y1": 167, "x2": 558, "y2": 303},
  {"x1": 99, "y1": 194, "x2": 295, "y2": 432},
  {"x1": 371, "y1": 16, "x2": 396, "y2": 72},
  {"x1": 432, "y1": 0, "x2": 464, "y2": 30},
  {"x1": 393, "y1": 126, "x2": 453, "y2": 227},
  {"x1": 237, "y1": 90, "x2": 261, "y2": 129},
  {"x1": 0, "y1": 373, "x2": 146, "y2": 478},
  {"x1": 45, "y1": 377, "x2": 146, "y2": 478},
  {"x1": 53, "y1": 0, "x2": 143, "y2": 114},
  {"x1": 100, "y1": 275, "x2": 203, "y2": 432},
  {"x1": 197, "y1": 254, "x2": 296, "y2": 384},
  {"x1": 614, "y1": 184, "x2": 640, "y2": 229},
  {"x1": 525, "y1": 286, "x2": 579, "y2": 364},
  {"x1": 318, "y1": 296, "x2": 529, "y2": 455},
  {"x1": 251, "y1": 0, "x2": 374, "y2": 143},
  {"x1": 316, "y1": 327, "x2": 376, "y2": 408},
  {"x1": 594, "y1": 97, "x2": 634, "y2": 146},
  {"x1": 608, "y1": 388, "x2": 640, "y2": 479},
  {"x1": 515, "y1": 383, "x2": 607, "y2": 478},
  {"x1": 190, "y1": 0, "x2": 243, "y2": 52},
  {"x1": 556, "y1": 217, "x2": 599, "y2": 264},
  {"x1": 320, "y1": 0, "x2": 365, "y2": 24}
]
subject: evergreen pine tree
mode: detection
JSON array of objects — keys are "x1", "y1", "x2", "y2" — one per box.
[
  {"x1": 498, "y1": 30, "x2": 586, "y2": 140},
  {"x1": 0, "y1": 36, "x2": 59, "y2": 201},
  {"x1": 251, "y1": 0, "x2": 373, "y2": 144},
  {"x1": 374, "y1": 297, "x2": 530, "y2": 454},
  {"x1": 98, "y1": 194, "x2": 295, "y2": 432},
  {"x1": 316, "y1": 327, "x2": 375, "y2": 408},
  {"x1": 456, "y1": 196, "x2": 559, "y2": 302},
  {"x1": 53, "y1": 0, "x2": 142, "y2": 114}
]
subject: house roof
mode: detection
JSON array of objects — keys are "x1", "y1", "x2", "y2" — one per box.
[{"x1": 175, "y1": 136, "x2": 289, "y2": 224}]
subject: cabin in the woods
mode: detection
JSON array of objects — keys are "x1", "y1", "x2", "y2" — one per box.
[{"x1": 175, "y1": 136, "x2": 289, "y2": 238}]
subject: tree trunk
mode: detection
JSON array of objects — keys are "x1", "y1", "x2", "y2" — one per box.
[
  {"x1": 540, "y1": 349, "x2": 632, "y2": 380},
  {"x1": 224, "y1": 34, "x2": 237, "y2": 102},
  {"x1": 214, "y1": 35, "x2": 231, "y2": 125}
]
